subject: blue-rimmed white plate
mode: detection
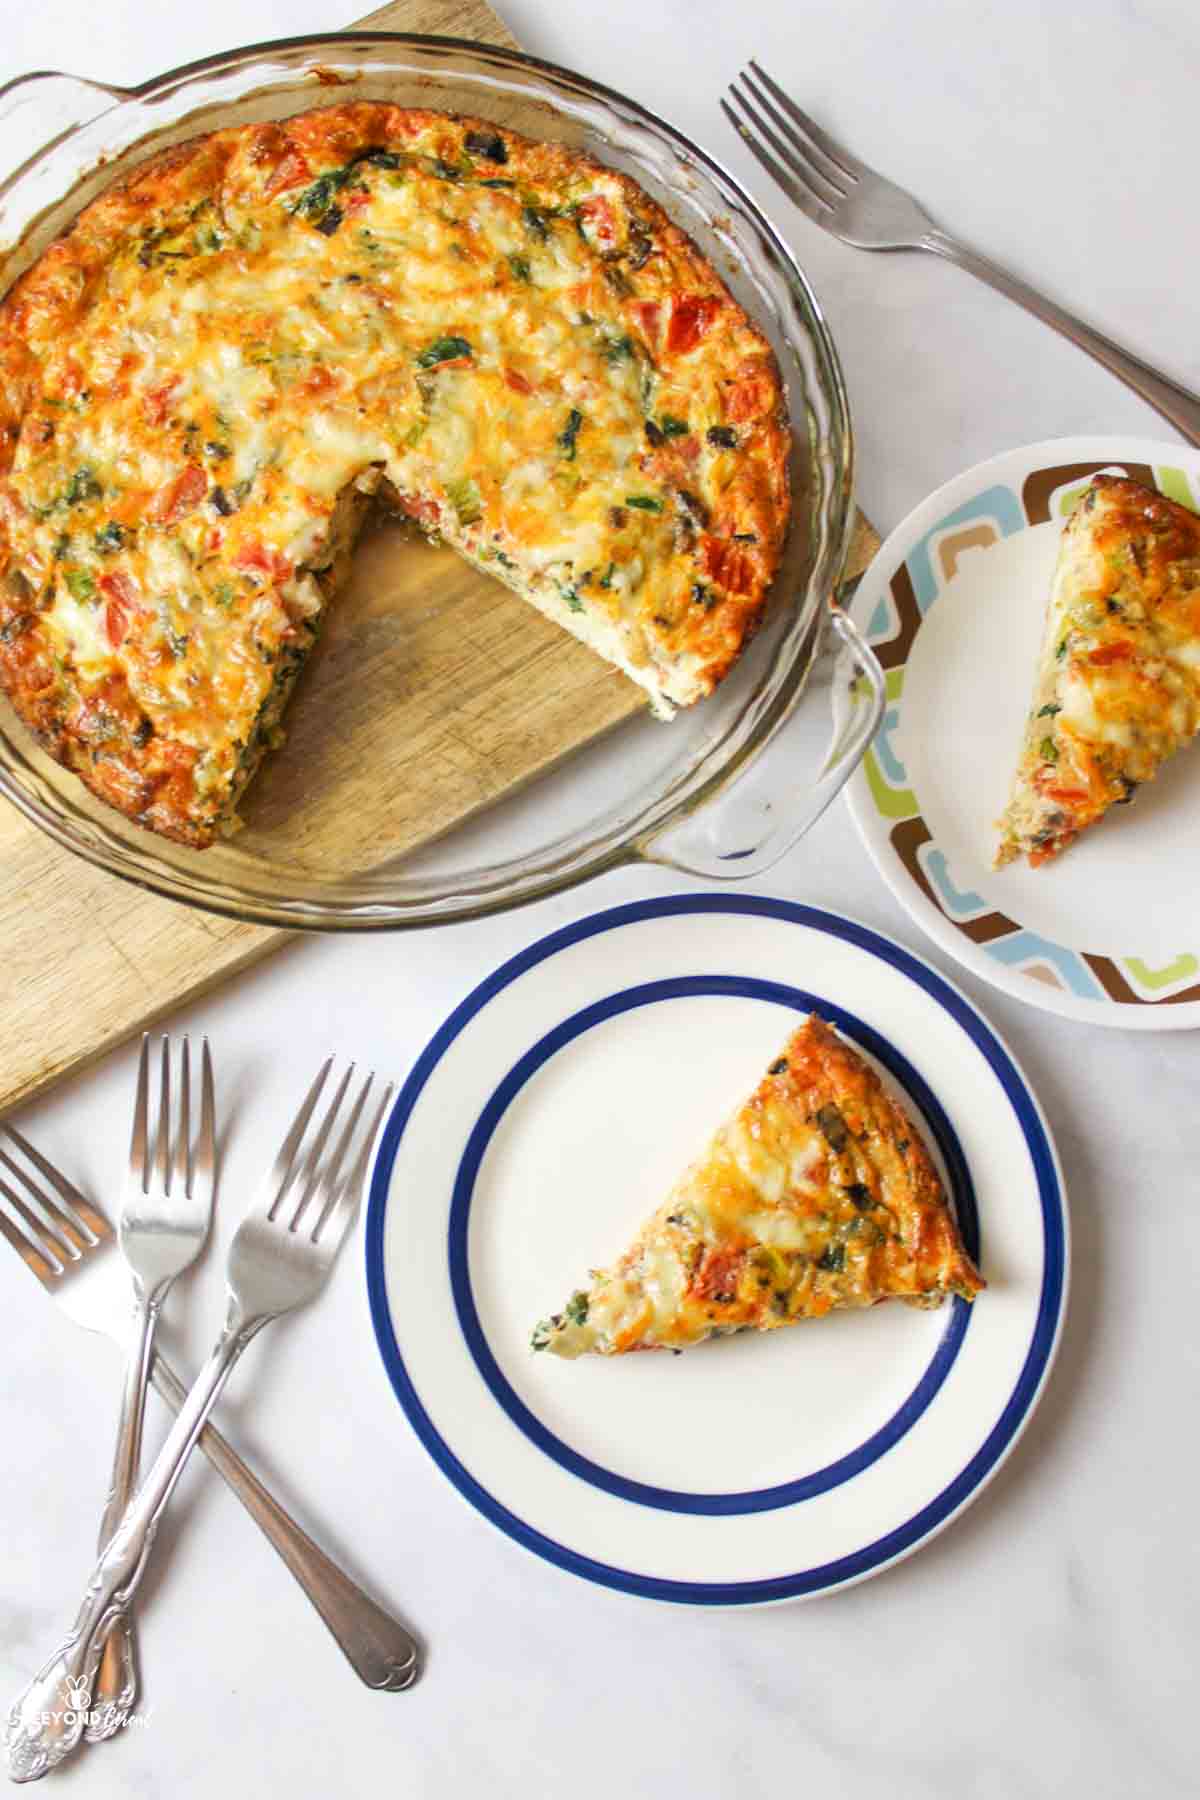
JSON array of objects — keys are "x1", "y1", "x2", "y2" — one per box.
[
  {"x1": 366, "y1": 894, "x2": 1067, "y2": 1604},
  {"x1": 846, "y1": 437, "x2": 1200, "y2": 1026}
]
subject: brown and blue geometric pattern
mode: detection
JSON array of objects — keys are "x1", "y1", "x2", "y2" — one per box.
[{"x1": 859, "y1": 460, "x2": 1200, "y2": 1008}]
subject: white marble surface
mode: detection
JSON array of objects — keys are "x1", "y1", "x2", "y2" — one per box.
[{"x1": 2, "y1": 1, "x2": 1199, "y2": 1794}]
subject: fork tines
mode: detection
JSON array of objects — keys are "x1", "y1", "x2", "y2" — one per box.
[
  {"x1": 722, "y1": 61, "x2": 866, "y2": 226},
  {"x1": 130, "y1": 1034, "x2": 216, "y2": 1201},
  {"x1": 262, "y1": 1061, "x2": 393, "y2": 1245},
  {"x1": 0, "y1": 1124, "x2": 108, "y2": 1284}
]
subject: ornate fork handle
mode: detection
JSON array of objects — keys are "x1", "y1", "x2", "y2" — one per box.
[
  {"x1": 7, "y1": 1308, "x2": 257, "y2": 1782},
  {"x1": 84, "y1": 1291, "x2": 160, "y2": 1744},
  {"x1": 147, "y1": 1353, "x2": 418, "y2": 1693},
  {"x1": 921, "y1": 229, "x2": 1200, "y2": 445}
]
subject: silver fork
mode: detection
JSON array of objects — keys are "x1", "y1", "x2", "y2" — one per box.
[
  {"x1": 723, "y1": 61, "x2": 1200, "y2": 444},
  {"x1": 7, "y1": 1059, "x2": 395, "y2": 1782},
  {"x1": 0, "y1": 1094, "x2": 416, "y2": 1738},
  {"x1": 81, "y1": 1036, "x2": 215, "y2": 1743}
]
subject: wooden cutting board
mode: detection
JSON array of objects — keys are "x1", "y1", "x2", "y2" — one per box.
[{"x1": 0, "y1": 0, "x2": 881, "y2": 1114}]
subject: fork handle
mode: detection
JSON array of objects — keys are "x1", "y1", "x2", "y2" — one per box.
[
  {"x1": 84, "y1": 1293, "x2": 160, "y2": 1744},
  {"x1": 6, "y1": 1312, "x2": 254, "y2": 1781},
  {"x1": 921, "y1": 228, "x2": 1200, "y2": 445},
  {"x1": 148, "y1": 1352, "x2": 418, "y2": 1692}
]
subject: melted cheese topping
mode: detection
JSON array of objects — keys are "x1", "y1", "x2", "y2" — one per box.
[
  {"x1": 537, "y1": 1016, "x2": 983, "y2": 1356},
  {"x1": 0, "y1": 104, "x2": 788, "y2": 846},
  {"x1": 997, "y1": 474, "x2": 1200, "y2": 868}
]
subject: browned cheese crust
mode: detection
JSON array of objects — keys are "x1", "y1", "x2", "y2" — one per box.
[{"x1": 0, "y1": 104, "x2": 791, "y2": 845}]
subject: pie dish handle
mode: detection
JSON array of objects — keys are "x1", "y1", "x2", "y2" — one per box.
[
  {"x1": 0, "y1": 69, "x2": 132, "y2": 163},
  {"x1": 641, "y1": 609, "x2": 886, "y2": 879}
]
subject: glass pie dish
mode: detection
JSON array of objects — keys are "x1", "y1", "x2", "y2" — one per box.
[{"x1": 0, "y1": 33, "x2": 882, "y2": 930}]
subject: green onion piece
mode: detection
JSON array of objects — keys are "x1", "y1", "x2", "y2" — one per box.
[
  {"x1": 415, "y1": 335, "x2": 473, "y2": 369},
  {"x1": 63, "y1": 567, "x2": 95, "y2": 602}
]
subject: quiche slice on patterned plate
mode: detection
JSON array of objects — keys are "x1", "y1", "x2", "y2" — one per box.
[
  {"x1": 533, "y1": 1014, "x2": 983, "y2": 1357},
  {"x1": 995, "y1": 473, "x2": 1200, "y2": 869}
]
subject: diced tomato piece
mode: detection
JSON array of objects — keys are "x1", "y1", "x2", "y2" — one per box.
[
  {"x1": 344, "y1": 187, "x2": 371, "y2": 212},
  {"x1": 698, "y1": 534, "x2": 754, "y2": 595},
  {"x1": 143, "y1": 376, "x2": 181, "y2": 426},
  {"x1": 666, "y1": 296, "x2": 722, "y2": 355},
  {"x1": 233, "y1": 539, "x2": 293, "y2": 583},
  {"x1": 726, "y1": 368, "x2": 775, "y2": 423},
  {"x1": 629, "y1": 300, "x2": 661, "y2": 346},
  {"x1": 1040, "y1": 785, "x2": 1088, "y2": 805},
  {"x1": 99, "y1": 571, "x2": 139, "y2": 649},
  {"x1": 262, "y1": 148, "x2": 312, "y2": 200},
  {"x1": 578, "y1": 193, "x2": 617, "y2": 249},
  {"x1": 396, "y1": 494, "x2": 440, "y2": 529},
  {"x1": 301, "y1": 365, "x2": 338, "y2": 397},
  {"x1": 1088, "y1": 640, "x2": 1135, "y2": 665},
  {"x1": 153, "y1": 464, "x2": 207, "y2": 526},
  {"x1": 58, "y1": 359, "x2": 86, "y2": 400},
  {"x1": 690, "y1": 1246, "x2": 744, "y2": 1303},
  {"x1": 503, "y1": 366, "x2": 533, "y2": 395}
]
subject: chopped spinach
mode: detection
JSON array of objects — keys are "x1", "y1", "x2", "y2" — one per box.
[
  {"x1": 816, "y1": 1242, "x2": 845, "y2": 1273},
  {"x1": 844, "y1": 1183, "x2": 873, "y2": 1209},
  {"x1": 506, "y1": 253, "x2": 532, "y2": 282},
  {"x1": 464, "y1": 129, "x2": 507, "y2": 163},
  {"x1": 564, "y1": 1290, "x2": 589, "y2": 1326},
  {"x1": 815, "y1": 1103, "x2": 849, "y2": 1152},
  {"x1": 355, "y1": 147, "x2": 404, "y2": 172},
  {"x1": 659, "y1": 415, "x2": 689, "y2": 438},
  {"x1": 557, "y1": 408, "x2": 584, "y2": 460},
  {"x1": 707, "y1": 425, "x2": 738, "y2": 448},
  {"x1": 625, "y1": 495, "x2": 663, "y2": 512},
  {"x1": 1036, "y1": 702, "x2": 1061, "y2": 719},
  {"x1": 64, "y1": 466, "x2": 101, "y2": 508},
  {"x1": 603, "y1": 333, "x2": 634, "y2": 364},
  {"x1": 1040, "y1": 735, "x2": 1059, "y2": 763},
  {"x1": 93, "y1": 522, "x2": 124, "y2": 554},
  {"x1": 415, "y1": 335, "x2": 473, "y2": 369},
  {"x1": 291, "y1": 167, "x2": 352, "y2": 222},
  {"x1": 768, "y1": 1057, "x2": 789, "y2": 1075},
  {"x1": 315, "y1": 205, "x2": 344, "y2": 237}
]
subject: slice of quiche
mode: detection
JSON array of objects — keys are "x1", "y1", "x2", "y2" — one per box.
[
  {"x1": 995, "y1": 473, "x2": 1200, "y2": 869},
  {"x1": 532, "y1": 1015, "x2": 983, "y2": 1357}
]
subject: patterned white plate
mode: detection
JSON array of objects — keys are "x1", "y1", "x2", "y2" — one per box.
[
  {"x1": 366, "y1": 895, "x2": 1067, "y2": 1605},
  {"x1": 845, "y1": 437, "x2": 1200, "y2": 1026}
]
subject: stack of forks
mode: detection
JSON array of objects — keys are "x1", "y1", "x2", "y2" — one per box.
[{"x1": 0, "y1": 1041, "x2": 416, "y2": 1783}]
